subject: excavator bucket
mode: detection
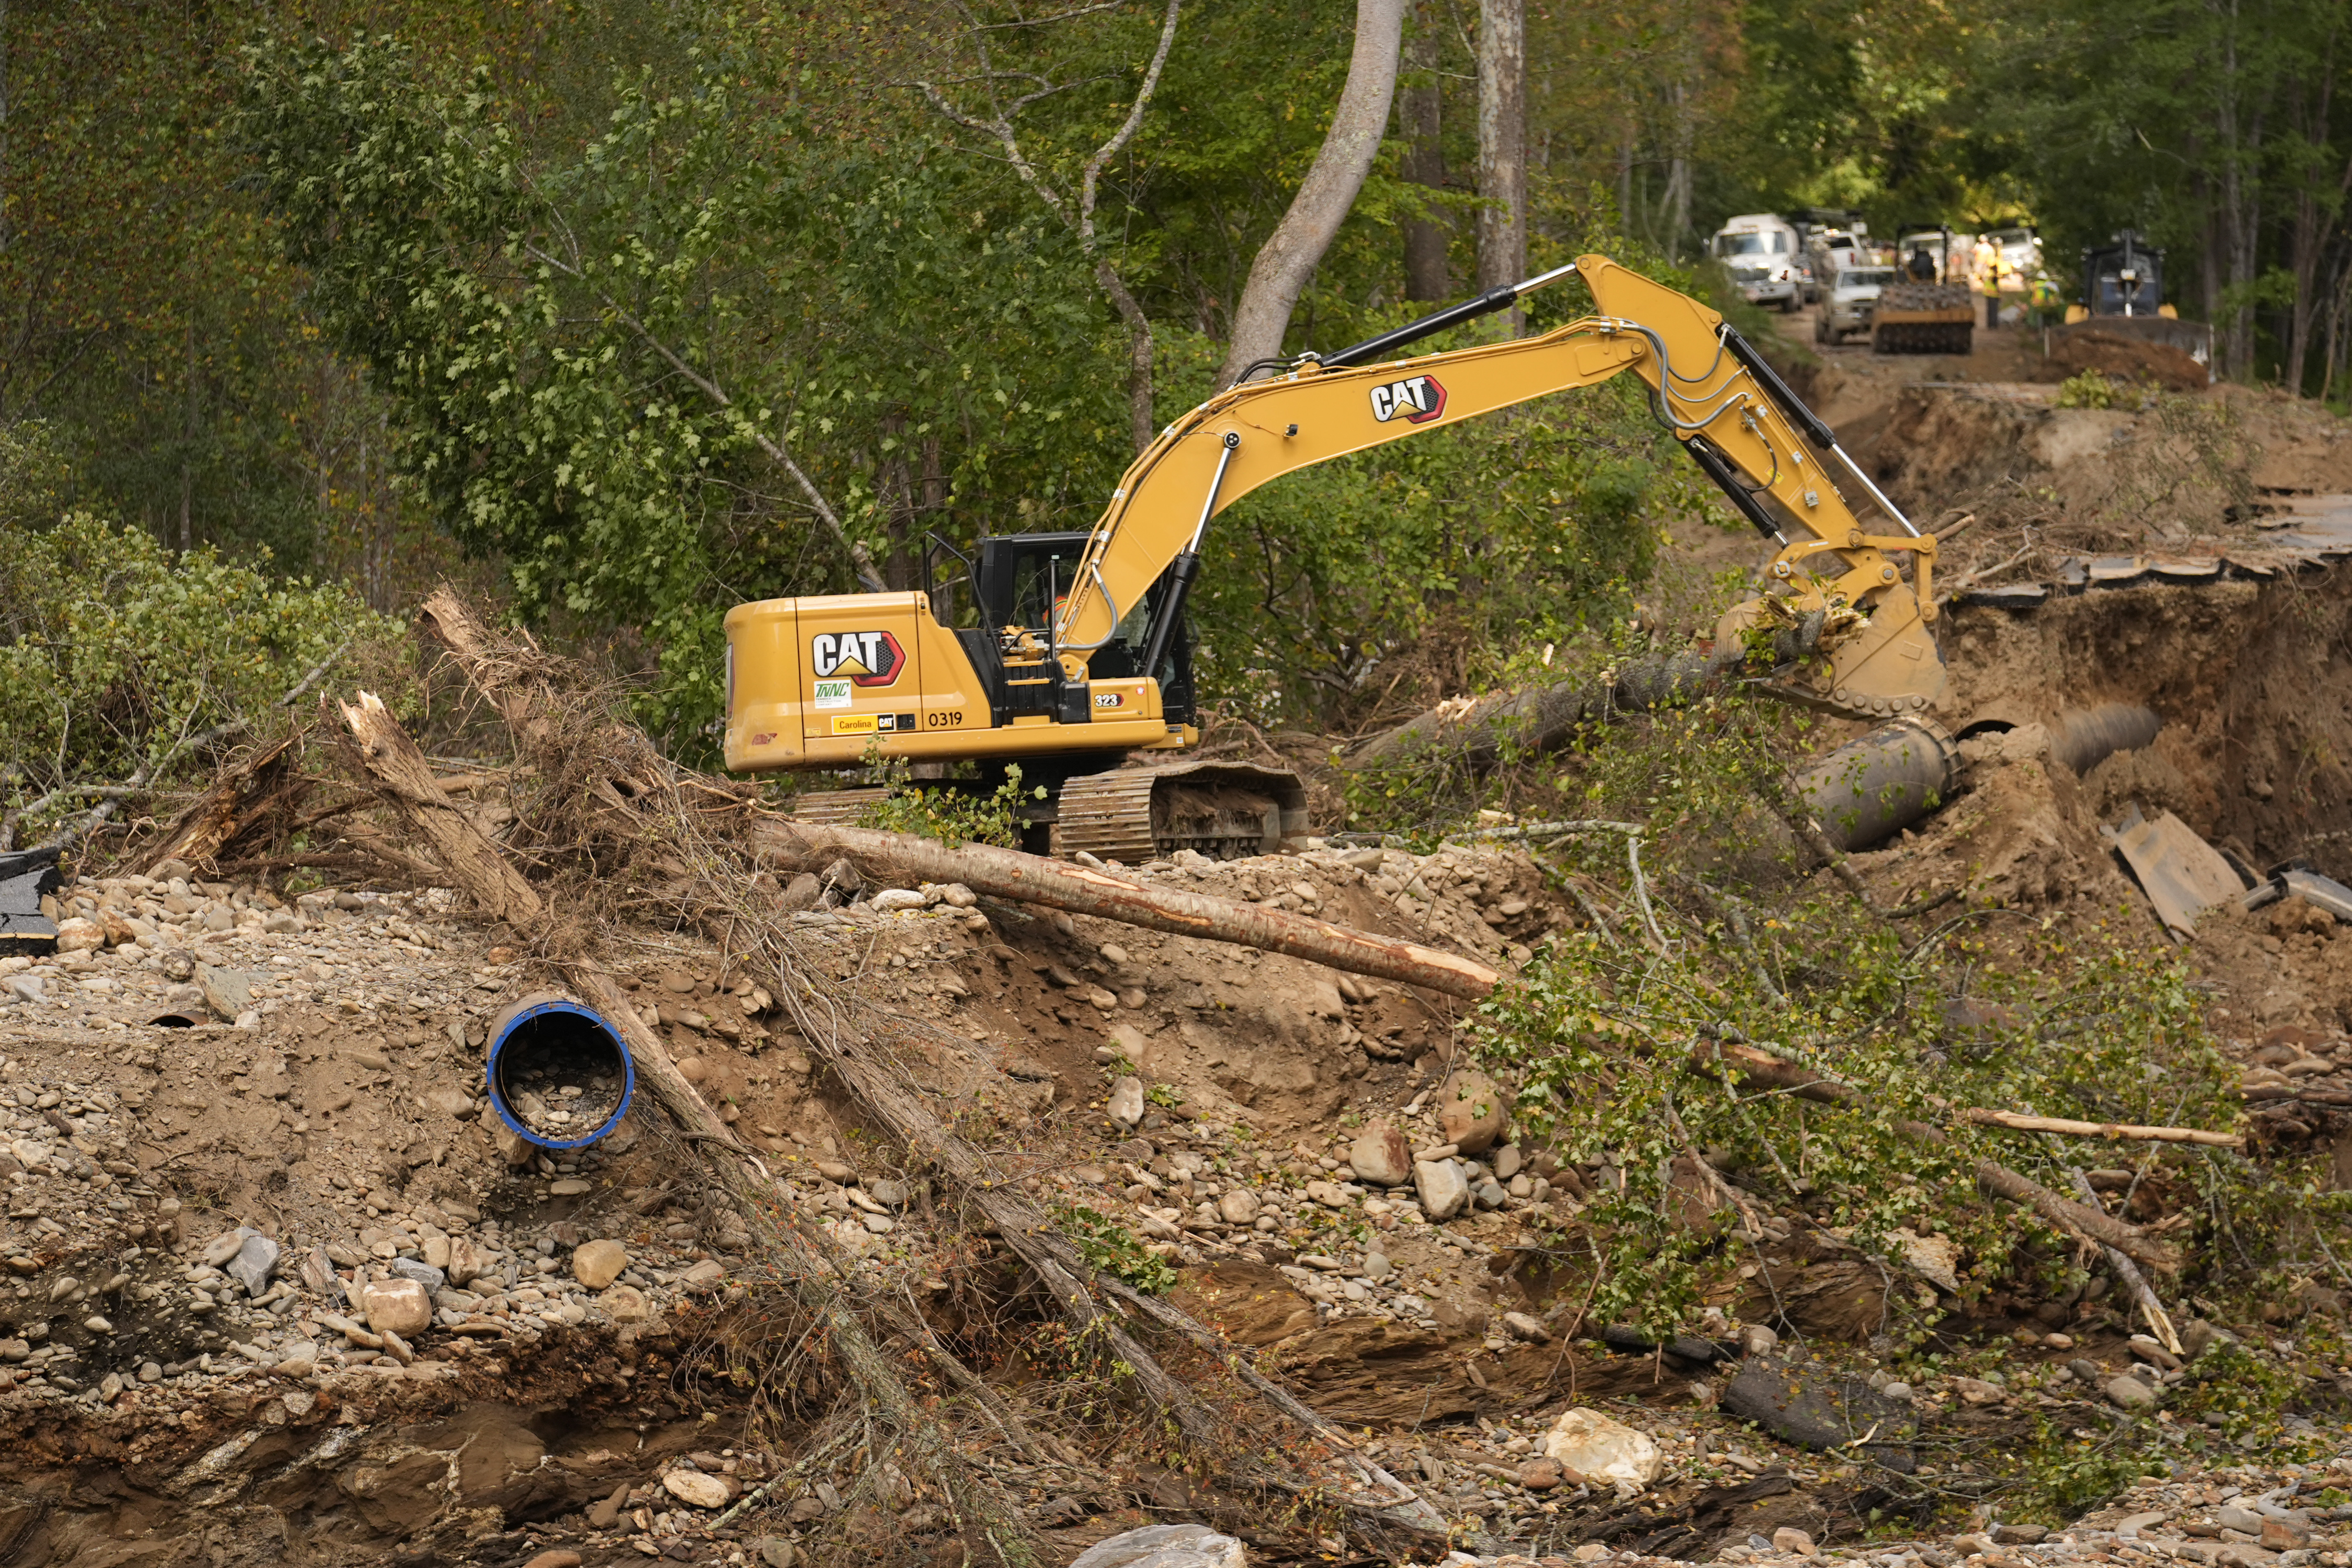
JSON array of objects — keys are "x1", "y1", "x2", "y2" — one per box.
[{"x1": 1722, "y1": 578, "x2": 1948, "y2": 720}]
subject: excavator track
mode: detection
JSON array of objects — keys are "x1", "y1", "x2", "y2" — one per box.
[{"x1": 1054, "y1": 761, "x2": 1310, "y2": 864}]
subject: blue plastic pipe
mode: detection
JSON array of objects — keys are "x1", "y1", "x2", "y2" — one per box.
[{"x1": 484, "y1": 990, "x2": 636, "y2": 1150}]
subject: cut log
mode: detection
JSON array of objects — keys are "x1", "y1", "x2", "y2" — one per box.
[
  {"x1": 1348, "y1": 614, "x2": 1827, "y2": 773},
  {"x1": 1688, "y1": 1038, "x2": 2177, "y2": 1270},
  {"x1": 755, "y1": 818, "x2": 1498, "y2": 1000}
]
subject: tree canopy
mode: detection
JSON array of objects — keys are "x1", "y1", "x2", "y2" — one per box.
[{"x1": 2, "y1": 0, "x2": 2346, "y2": 744}]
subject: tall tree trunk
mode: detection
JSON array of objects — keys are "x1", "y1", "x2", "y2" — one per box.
[
  {"x1": 0, "y1": 0, "x2": 11, "y2": 256},
  {"x1": 178, "y1": 318, "x2": 195, "y2": 553},
  {"x1": 1476, "y1": 0, "x2": 1526, "y2": 305},
  {"x1": 1663, "y1": 79, "x2": 1693, "y2": 260},
  {"x1": 2286, "y1": 49, "x2": 2346, "y2": 396},
  {"x1": 2215, "y1": 0, "x2": 2259, "y2": 379},
  {"x1": 1217, "y1": 0, "x2": 1406, "y2": 387},
  {"x1": 1617, "y1": 129, "x2": 1635, "y2": 237},
  {"x1": 1400, "y1": 9, "x2": 1449, "y2": 302},
  {"x1": 2200, "y1": 166, "x2": 2225, "y2": 335}
]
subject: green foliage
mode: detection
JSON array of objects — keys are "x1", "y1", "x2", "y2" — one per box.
[
  {"x1": 1052, "y1": 1203, "x2": 1179, "y2": 1294},
  {"x1": 0, "y1": 425, "x2": 74, "y2": 532},
  {"x1": 1467, "y1": 679, "x2": 2238, "y2": 1341},
  {"x1": 0, "y1": 509, "x2": 392, "y2": 834},
  {"x1": 238, "y1": 34, "x2": 1132, "y2": 753},
  {"x1": 852, "y1": 748, "x2": 1039, "y2": 849},
  {"x1": 2054, "y1": 369, "x2": 2141, "y2": 411}
]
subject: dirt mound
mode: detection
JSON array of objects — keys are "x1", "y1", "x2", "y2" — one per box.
[{"x1": 2038, "y1": 326, "x2": 2210, "y2": 393}]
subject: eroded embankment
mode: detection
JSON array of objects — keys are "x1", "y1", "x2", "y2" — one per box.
[{"x1": 1940, "y1": 567, "x2": 2352, "y2": 882}]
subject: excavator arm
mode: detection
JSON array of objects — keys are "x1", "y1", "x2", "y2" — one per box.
[{"x1": 1055, "y1": 253, "x2": 1943, "y2": 721}]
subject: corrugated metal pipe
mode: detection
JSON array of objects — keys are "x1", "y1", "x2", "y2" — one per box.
[
  {"x1": 2050, "y1": 703, "x2": 2162, "y2": 775},
  {"x1": 1795, "y1": 717, "x2": 1962, "y2": 852}
]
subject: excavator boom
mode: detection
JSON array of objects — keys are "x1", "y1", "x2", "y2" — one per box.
[
  {"x1": 724, "y1": 253, "x2": 1945, "y2": 857},
  {"x1": 1054, "y1": 253, "x2": 1942, "y2": 720}
]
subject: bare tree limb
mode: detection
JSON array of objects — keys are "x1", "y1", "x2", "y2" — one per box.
[
  {"x1": 2067, "y1": 1166, "x2": 2185, "y2": 1356},
  {"x1": 1688, "y1": 1037, "x2": 2180, "y2": 1269},
  {"x1": 754, "y1": 815, "x2": 1499, "y2": 998},
  {"x1": 915, "y1": 0, "x2": 1181, "y2": 453},
  {"x1": 1964, "y1": 1108, "x2": 2244, "y2": 1148}
]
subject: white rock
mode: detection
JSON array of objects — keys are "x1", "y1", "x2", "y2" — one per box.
[
  {"x1": 664, "y1": 1468, "x2": 734, "y2": 1509},
  {"x1": 1542, "y1": 1407, "x2": 1662, "y2": 1496},
  {"x1": 53, "y1": 919, "x2": 103, "y2": 954},
  {"x1": 1108, "y1": 1076, "x2": 1146, "y2": 1128},
  {"x1": 1217, "y1": 1188, "x2": 1261, "y2": 1225},
  {"x1": 1890, "y1": 1226, "x2": 1960, "y2": 1293},
  {"x1": 361, "y1": 1278, "x2": 432, "y2": 1338},
  {"x1": 1069, "y1": 1524, "x2": 1247, "y2": 1568},
  {"x1": 1413, "y1": 1159, "x2": 1468, "y2": 1221},
  {"x1": 870, "y1": 889, "x2": 926, "y2": 913}
]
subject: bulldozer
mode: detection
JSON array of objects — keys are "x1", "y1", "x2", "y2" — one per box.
[
  {"x1": 724, "y1": 256, "x2": 1945, "y2": 859},
  {"x1": 2054, "y1": 230, "x2": 2214, "y2": 376}
]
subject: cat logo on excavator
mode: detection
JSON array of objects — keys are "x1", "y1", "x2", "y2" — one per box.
[
  {"x1": 1368, "y1": 374, "x2": 1447, "y2": 424},
  {"x1": 810, "y1": 630, "x2": 904, "y2": 687}
]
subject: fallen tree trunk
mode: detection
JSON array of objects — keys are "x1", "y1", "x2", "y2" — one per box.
[
  {"x1": 124, "y1": 734, "x2": 306, "y2": 876},
  {"x1": 1689, "y1": 1038, "x2": 2180, "y2": 1271},
  {"x1": 1348, "y1": 614, "x2": 1826, "y2": 774},
  {"x1": 384, "y1": 594, "x2": 1453, "y2": 1550},
  {"x1": 755, "y1": 817, "x2": 1498, "y2": 1000},
  {"x1": 339, "y1": 691, "x2": 544, "y2": 925}
]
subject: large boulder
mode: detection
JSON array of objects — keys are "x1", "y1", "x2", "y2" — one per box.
[
  {"x1": 361, "y1": 1277, "x2": 432, "y2": 1338},
  {"x1": 1413, "y1": 1159, "x2": 1468, "y2": 1221},
  {"x1": 1542, "y1": 1407, "x2": 1662, "y2": 1496},
  {"x1": 1437, "y1": 1070, "x2": 1507, "y2": 1154},
  {"x1": 572, "y1": 1240, "x2": 630, "y2": 1291}
]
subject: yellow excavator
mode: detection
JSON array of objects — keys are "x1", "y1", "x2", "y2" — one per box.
[{"x1": 724, "y1": 255, "x2": 1943, "y2": 859}]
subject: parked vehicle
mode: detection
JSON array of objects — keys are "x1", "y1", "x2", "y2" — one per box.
[
  {"x1": 1804, "y1": 228, "x2": 1865, "y2": 302},
  {"x1": 1710, "y1": 214, "x2": 1805, "y2": 311},
  {"x1": 1816, "y1": 265, "x2": 1895, "y2": 345}
]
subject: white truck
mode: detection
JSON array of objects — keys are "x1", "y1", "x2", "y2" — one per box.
[{"x1": 1710, "y1": 214, "x2": 1806, "y2": 312}]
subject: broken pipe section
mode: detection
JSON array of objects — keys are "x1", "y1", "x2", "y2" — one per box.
[
  {"x1": 1796, "y1": 717, "x2": 1962, "y2": 852},
  {"x1": 2051, "y1": 704, "x2": 2162, "y2": 776},
  {"x1": 485, "y1": 991, "x2": 636, "y2": 1150}
]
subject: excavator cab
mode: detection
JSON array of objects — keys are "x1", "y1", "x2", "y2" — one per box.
[{"x1": 945, "y1": 534, "x2": 1199, "y2": 730}]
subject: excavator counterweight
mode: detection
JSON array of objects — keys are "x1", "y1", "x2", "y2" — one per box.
[{"x1": 725, "y1": 254, "x2": 1947, "y2": 858}]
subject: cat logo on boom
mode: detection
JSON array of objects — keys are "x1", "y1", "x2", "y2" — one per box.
[
  {"x1": 1368, "y1": 374, "x2": 1447, "y2": 425},
  {"x1": 810, "y1": 629, "x2": 905, "y2": 688}
]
